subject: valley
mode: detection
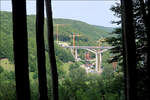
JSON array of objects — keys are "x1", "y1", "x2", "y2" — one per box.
[{"x1": 0, "y1": 11, "x2": 124, "y2": 100}]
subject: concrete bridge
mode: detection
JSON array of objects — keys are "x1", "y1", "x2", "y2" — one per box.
[
  {"x1": 62, "y1": 46, "x2": 113, "y2": 73},
  {"x1": 63, "y1": 46, "x2": 112, "y2": 49}
]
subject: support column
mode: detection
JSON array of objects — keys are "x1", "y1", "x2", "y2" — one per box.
[
  {"x1": 70, "y1": 48, "x2": 78, "y2": 61},
  {"x1": 97, "y1": 53, "x2": 100, "y2": 72},
  {"x1": 100, "y1": 53, "x2": 102, "y2": 69},
  {"x1": 75, "y1": 49, "x2": 78, "y2": 61},
  {"x1": 96, "y1": 53, "x2": 102, "y2": 73},
  {"x1": 96, "y1": 53, "x2": 98, "y2": 71}
]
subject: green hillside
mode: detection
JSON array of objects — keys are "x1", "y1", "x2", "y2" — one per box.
[
  {"x1": 0, "y1": 11, "x2": 114, "y2": 65},
  {"x1": 0, "y1": 11, "x2": 112, "y2": 44},
  {"x1": 53, "y1": 18, "x2": 113, "y2": 40},
  {"x1": 0, "y1": 11, "x2": 124, "y2": 100},
  {"x1": 0, "y1": 11, "x2": 75, "y2": 67},
  {"x1": 93, "y1": 25, "x2": 114, "y2": 33}
]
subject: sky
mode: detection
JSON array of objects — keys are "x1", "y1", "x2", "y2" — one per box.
[{"x1": 0, "y1": 0, "x2": 120, "y2": 27}]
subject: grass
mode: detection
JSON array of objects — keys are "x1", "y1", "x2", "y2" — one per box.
[{"x1": 0, "y1": 58, "x2": 14, "y2": 71}]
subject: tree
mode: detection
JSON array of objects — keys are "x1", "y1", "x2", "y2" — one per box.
[
  {"x1": 147, "y1": 0, "x2": 150, "y2": 99},
  {"x1": 45, "y1": 0, "x2": 59, "y2": 100},
  {"x1": 35, "y1": 0, "x2": 48, "y2": 99},
  {"x1": 12, "y1": 0, "x2": 31, "y2": 100},
  {"x1": 121, "y1": 0, "x2": 137, "y2": 99},
  {"x1": 63, "y1": 67, "x2": 87, "y2": 100},
  {"x1": 138, "y1": 0, "x2": 150, "y2": 98},
  {"x1": 109, "y1": 1, "x2": 137, "y2": 99},
  {"x1": 109, "y1": 1, "x2": 150, "y2": 99}
]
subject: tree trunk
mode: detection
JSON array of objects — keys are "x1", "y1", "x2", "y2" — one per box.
[
  {"x1": 147, "y1": 0, "x2": 150, "y2": 99},
  {"x1": 12, "y1": 0, "x2": 30, "y2": 100},
  {"x1": 146, "y1": 0, "x2": 150, "y2": 99},
  {"x1": 45, "y1": 0, "x2": 59, "y2": 100},
  {"x1": 36, "y1": 0, "x2": 48, "y2": 99},
  {"x1": 139, "y1": 0, "x2": 150, "y2": 99},
  {"x1": 121, "y1": 0, "x2": 137, "y2": 100},
  {"x1": 120, "y1": 2, "x2": 127, "y2": 100}
]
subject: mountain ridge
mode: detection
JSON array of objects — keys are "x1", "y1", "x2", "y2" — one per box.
[{"x1": 0, "y1": 11, "x2": 113, "y2": 42}]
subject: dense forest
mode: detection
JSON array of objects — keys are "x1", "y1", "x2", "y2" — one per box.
[{"x1": 0, "y1": 11, "x2": 124, "y2": 100}]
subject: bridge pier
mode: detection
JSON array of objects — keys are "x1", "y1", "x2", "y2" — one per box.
[
  {"x1": 75, "y1": 49, "x2": 78, "y2": 61},
  {"x1": 63, "y1": 46, "x2": 113, "y2": 73},
  {"x1": 96, "y1": 52, "x2": 102, "y2": 73},
  {"x1": 71, "y1": 48, "x2": 78, "y2": 61}
]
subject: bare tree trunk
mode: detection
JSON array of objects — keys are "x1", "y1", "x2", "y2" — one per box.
[
  {"x1": 36, "y1": 0, "x2": 48, "y2": 100},
  {"x1": 12, "y1": 0, "x2": 30, "y2": 100},
  {"x1": 121, "y1": 0, "x2": 137, "y2": 100},
  {"x1": 45, "y1": 0, "x2": 59, "y2": 100}
]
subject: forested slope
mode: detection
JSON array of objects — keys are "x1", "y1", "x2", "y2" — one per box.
[
  {"x1": 0, "y1": 11, "x2": 124, "y2": 100},
  {"x1": 53, "y1": 18, "x2": 113, "y2": 40}
]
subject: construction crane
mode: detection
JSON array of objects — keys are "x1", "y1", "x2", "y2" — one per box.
[
  {"x1": 69, "y1": 33, "x2": 82, "y2": 60},
  {"x1": 54, "y1": 24, "x2": 70, "y2": 43},
  {"x1": 70, "y1": 33, "x2": 82, "y2": 46}
]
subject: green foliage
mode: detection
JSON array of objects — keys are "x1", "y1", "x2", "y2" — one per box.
[
  {"x1": 61, "y1": 67, "x2": 88, "y2": 100},
  {"x1": 69, "y1": 67, "x2": 87, "y2": 83},
  {"x1": 33, "y1": 72, "x2": 38, "y2": 79},
  {"x1": 0, "y1": 11, "x2": 124, "y2": 100},
  {"x1": 107, "y1": 28, "x2": 122, "y2": 65},
  {"x1": 30, "y1": 81, "x2": 39, "y2": 100},
  {"x1": 0, "y1": 33, "x2": 14, "y2": 62},
  {"x1": 108, "y1": 2, "x2": 150, "y2": 99},
  {"x1": 53, "y1": 18, "x2": 112, "y2": 40},
  {"x1": 0, "y1": 66, "x2": 4, "y2": 73},
  {"x1": 59, "y1": 62, "x2": 124, "y2": 100},
  {"x1": 69, "y1": 62, "x2": 80, "y2": 71},
  {"x1": 54, "y1": 43, "x2": 74, "y2": 62},
  {"x1": 0, "y1": 80, "x2": 16, "y2": 100},
  {"x1": 0, "y1": 70, "x2": 16, "y2": 100}
]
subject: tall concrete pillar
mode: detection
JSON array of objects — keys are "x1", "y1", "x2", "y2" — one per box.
[
  {"x1": 96, "y1": 53, "x2": 98, "y2": 71},
  {"x1": 70, "y1": 48, "x2": 78, "y2": 61},
  {"x1": 75, "y1": 49, "x2": 78, "y2": 61},
  {"x1": 96, "y1": 53, "x2": 102, "y2": 73},
  {"x1": 99, "y1": 53, "x2": 102, "y2": 72},
  {"x1": 100, "y1": 53, "x2": 102, "y2": 68},
  {"x1": 70, "y1": 48, "x2": 74, "y2": 57}
]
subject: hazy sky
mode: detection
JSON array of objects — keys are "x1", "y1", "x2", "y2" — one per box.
[{"x1": 0, "y1": 0, "x2": 120, "y2": 27}]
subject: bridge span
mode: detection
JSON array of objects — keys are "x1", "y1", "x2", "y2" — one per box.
[
  {"x1": 63, "y1": 46, "x2": 113, "y2": 49},
  {"x1": 62, "y1": 45, "x2": 113, "y2": 73}
]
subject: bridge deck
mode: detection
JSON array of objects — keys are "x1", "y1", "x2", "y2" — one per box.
[{"x1": 63, "y1": 46, "x2": 113, "y2": 49}]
